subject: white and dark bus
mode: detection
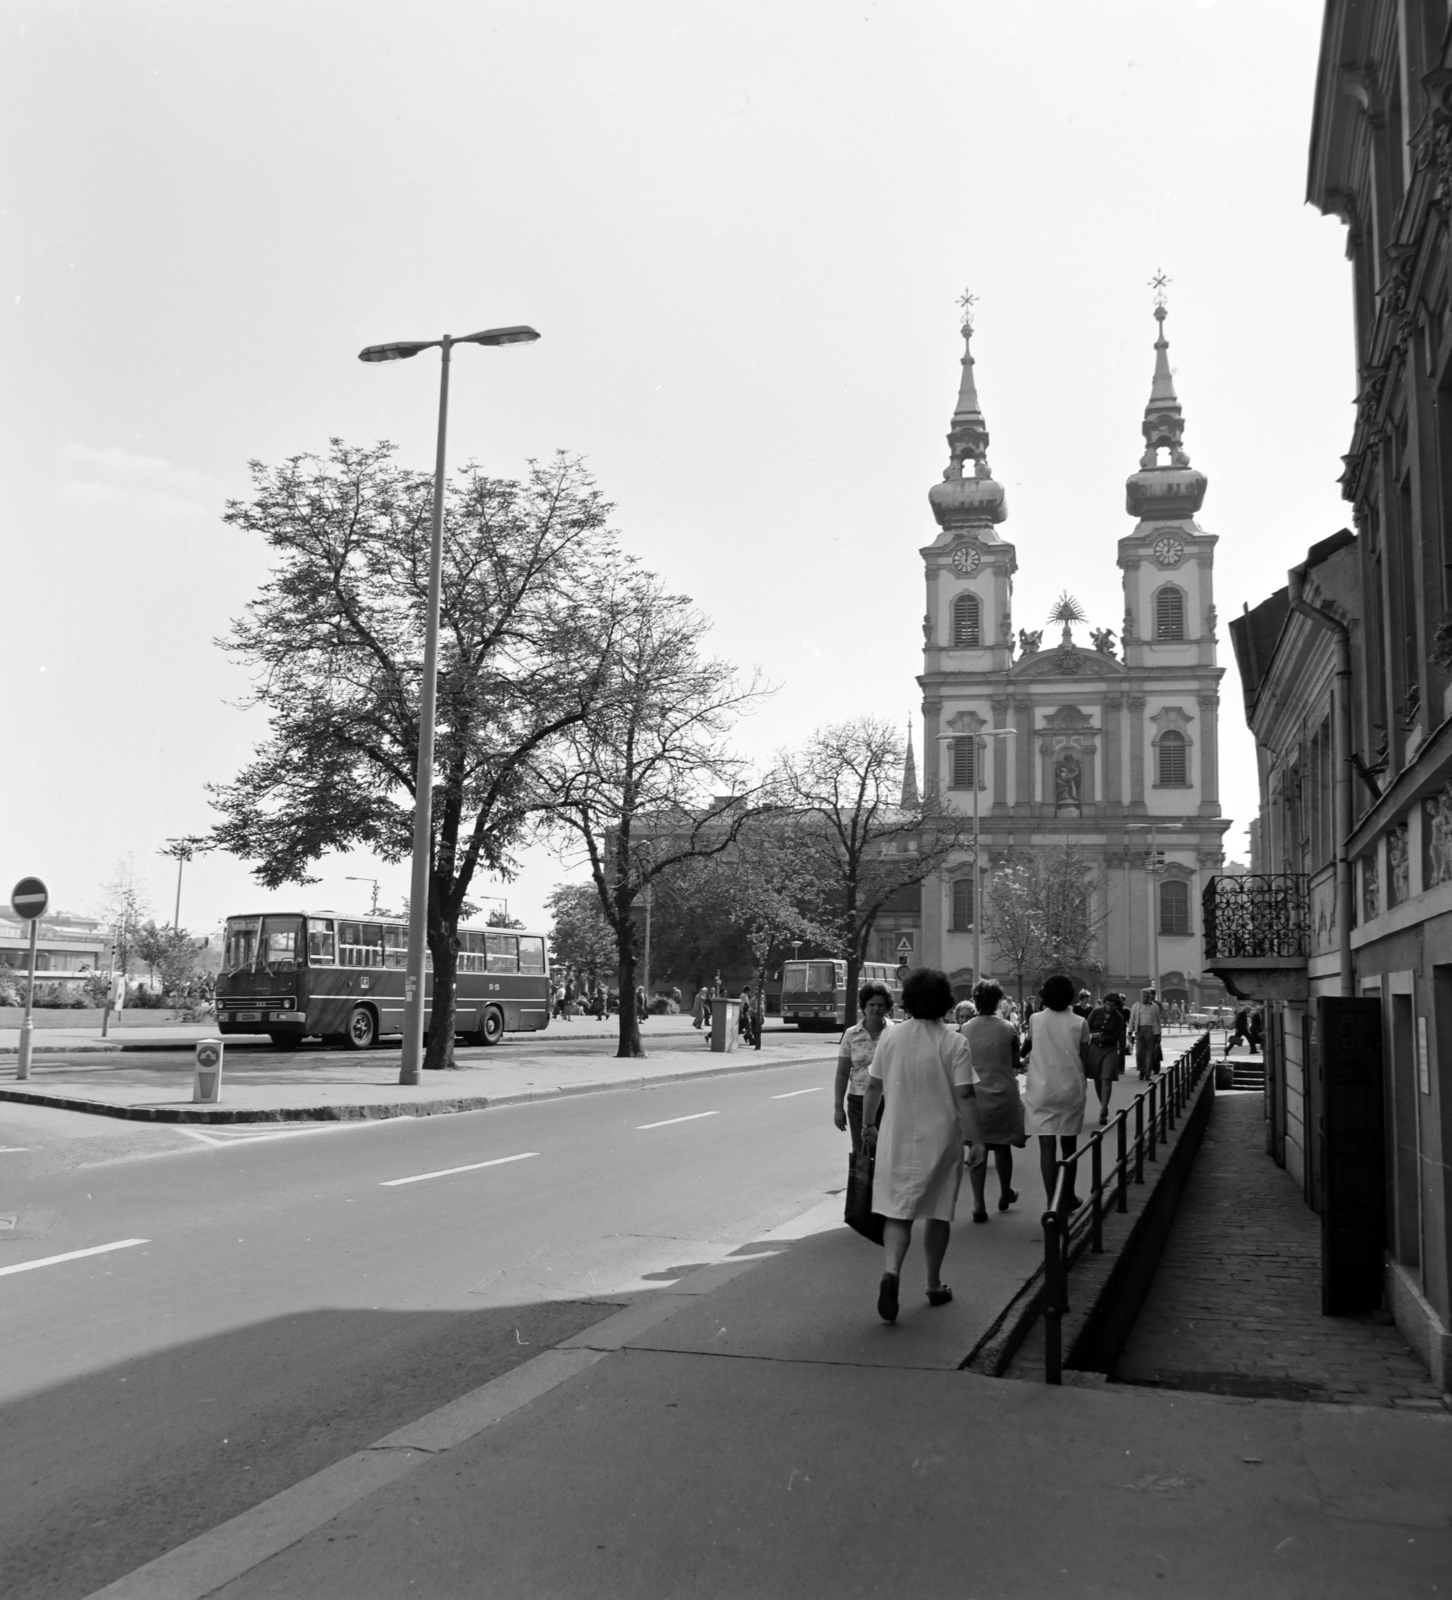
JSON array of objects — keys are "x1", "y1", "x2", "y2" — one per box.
[
  {"x1": 779, "y1": 959, "x2": 903, "y2": 1031},
  {"x1": 215, "y1": 911, "x2": 551, "y2": 1049}
]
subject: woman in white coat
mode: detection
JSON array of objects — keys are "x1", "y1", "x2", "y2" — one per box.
[
  {"x1": 1021, "y1": 973, "x2": 1091, "y2": 1209},
  {"x1": 861, "y1": 968, "x2": 978, "y2": 1323}
]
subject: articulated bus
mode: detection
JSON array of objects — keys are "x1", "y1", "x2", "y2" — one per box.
[
  {"x1": 779, "y1": 960, "x2": 903, "y2": 1031},
  {"x1": 215, "y1": 911, "x2": 551, "y2": 1049}
]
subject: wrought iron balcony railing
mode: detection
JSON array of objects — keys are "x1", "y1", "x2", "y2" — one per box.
[{"x1": 1202, "y1": 873, "x2": 1309, "y2": 961}]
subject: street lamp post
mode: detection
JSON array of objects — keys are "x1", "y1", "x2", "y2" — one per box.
[
  {"x1": 360, "y1": 324, "x2": 540, "y2": 1085},
  {"x1": 346, "y1": 876, "x2": 381, "y2": 915},
  {"x1": 1124, "y1": 823, "x2": 1187, "y2": 993},
  {"x1": 939, "y1": 729, "x2": 1015, "y2": 985}
]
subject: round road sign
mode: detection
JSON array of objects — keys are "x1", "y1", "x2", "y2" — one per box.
[
  {"x1": 195, "y1": 1040, "x2": 223, "y2": 1070},
  {"x1": 10, "y1": 877, "x2": 48, "y2": 921}
]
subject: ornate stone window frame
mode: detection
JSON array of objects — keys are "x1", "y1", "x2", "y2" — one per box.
[
  {"x1": 1150, "y1": 705, "x2": 1194, "y2": 789},
  {"x1": 945, "y1": 709, "x2": 987, "y2": 790}
]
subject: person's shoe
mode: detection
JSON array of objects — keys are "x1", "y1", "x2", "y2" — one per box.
[
  {"x1": 877, "y1": 1273, "x2": 899, "y2": 1322},
  {"x1": 927, "y1": 1284, "x2": 953, "y2": 1306},
  {"x1": 972, "y1": 1209, "x2": 989, "y2": 1223},
  {"x1": 997, "y1": 1188, "x2": 1018, "y2": 1211}
]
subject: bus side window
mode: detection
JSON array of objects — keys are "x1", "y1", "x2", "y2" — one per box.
[
  {"x1": 382, "y1": 925, "x2": 406, "y2": 969},
  {"x1": 339, "y1": 922, "x2": 364, "y2": 967},
  {"x1": 362, "y1": 924, "x2": 385, "y2": 968},
  {"x1": 307, "y1": 919, "x2": 336, "y2": 965},
  {"x1": 517, "y1": 936, "x2": 545, "y2": 975},
  {"x1": 486, "y1": 934, "x2": 519, "y2": 974},
  {"x1": 461, "y1": 931, "x2": 486, "y2": 974}
]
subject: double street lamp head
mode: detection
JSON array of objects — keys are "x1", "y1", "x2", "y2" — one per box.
[{"x1": 357, "y1": 325, "x2": 541, "y2": 363}]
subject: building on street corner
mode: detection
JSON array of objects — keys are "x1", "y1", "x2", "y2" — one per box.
[
  {"x1": 917, "y1": 299, "x2": 1230, "y2": 1006},
  {"x1": 1207, "y1": 0, "x2": 1452, "y2": 1389}
]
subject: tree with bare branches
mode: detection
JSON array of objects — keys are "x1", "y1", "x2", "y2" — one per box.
[
  {"x1": 540, "y1": 574, "x2": 769, "y2": 1058},
  {"x1": 775, "y1": 716, "x2": 966, "y2": 1013},
  {"x1": 210, "y1": 443, "x2": 627, "y2": 1069},
  {"x1": 982, "y1": 843, "x2": 1107, "y2": 1004}
]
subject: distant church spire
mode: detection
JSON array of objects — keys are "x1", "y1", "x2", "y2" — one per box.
[
  {"x1": 901, "y1": 721, "x2": 919, "y2": 809},
  {"x1": 929, "y1": 292, "x2": 1007, "y2": 531},
  {"x1": 1125, "y1": 277, "x2": 1207, "y2": 520}
]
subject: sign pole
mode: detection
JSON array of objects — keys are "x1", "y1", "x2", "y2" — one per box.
[{"x1": 17, "y1": 919, "x2": 37, "y2": 1081}]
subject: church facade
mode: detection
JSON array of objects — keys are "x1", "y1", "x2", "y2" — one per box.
[{"x1": 916, "y1": 304, "x2": 1232, "y2": 1006}]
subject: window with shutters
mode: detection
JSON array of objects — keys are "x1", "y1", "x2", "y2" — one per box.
[
  {"x1": 951, "y1": 878, "x2": 975, "y2": 930},
  {"x1": 950, "y1": 737, "x2": 977, "y2": 788},
  {"x1": 1159, "y1": 879, "x2": 1190, "y2": 936},
  {"x1": 1157, "y1": 729, "x2": 1188, "y2": 786},
  {"x1": 1155, "y1": 586, "x2": 1185, "y2": 639},
  {"x1": 952, "y1": 593, "x2": 981, "y2": 647}
]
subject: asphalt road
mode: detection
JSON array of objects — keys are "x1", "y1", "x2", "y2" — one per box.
[{"x1": 0, "y1": 1055, "x2": 846, "y2": 1600}]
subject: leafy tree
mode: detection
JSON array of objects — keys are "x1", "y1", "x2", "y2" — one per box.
[
  {"x1": 209, "y1": 443, "x2": 627, "y2": 1069},
  {"x1": 541, "y1": 573, "x2": 767, "y2": 1058},
  {"x1": 134, "y1": 920, "x2": 174, "y2": 988},
  {"x1": 774, "y1": 716, "x2": 965, "y2": 1014},
  {"x1": 982, "y1": 844, "x2": 1107, "y2": 1003},
  {"x1": 545, "y1": 882, "x2": 616, "y2": 987},
  {"x1": 485, "y1": 907, "x2": 525, "y2": 929}
]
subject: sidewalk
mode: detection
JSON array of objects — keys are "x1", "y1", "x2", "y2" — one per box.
[
  {"x1": 1113, "y1": 1091, "x2": 1444, "y2": 1408},
  {"x1": 0, "y1": 1025, "x2": 832, "y2": 1123},
  {"x1": 89, "y1": 1092, "x2": 1452, "y2": 1600}
]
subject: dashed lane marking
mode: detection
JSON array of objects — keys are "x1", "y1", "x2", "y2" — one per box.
[
  {"x1": 636, "y1": 1111, "x2": 720, "y2": 1130},
  {"x1": 770, "y1": 1087, "x2": 822, "y2": 1099},
  {"x1": 0, "y1": 1239, "x2": 149, "y2": 1277},
  {"x1": 380, "y1": 1152, "x2": 539, "y2": 1187}
]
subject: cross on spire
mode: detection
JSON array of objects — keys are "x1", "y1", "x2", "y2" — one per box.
[
  {"x1": 1149, "y1": 269, "x2": 1171, "y2": 311},
  {"x1": 958, "y1": 288, "x2": 977, "y2": 332}
]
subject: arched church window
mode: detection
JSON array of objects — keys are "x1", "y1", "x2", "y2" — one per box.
[
  {"x1": 951, "y1": 878, "x2": 975, "y2": 931},
  {"x1": 952, "y1": 593, "x2": 981, "y2": 647},
  {"x1": 950, "y1": 737, "x2": 977, "y2": 788},
  {"x1": 1159, "y1": 879, "x2": 1190, "y2": 936},
  {"x1": 1155, "y1": 586, "x2": 1185, "y2": 640},
  {"x1": 1157, "y1": 730, "x2": 1188, "y2": 787}
]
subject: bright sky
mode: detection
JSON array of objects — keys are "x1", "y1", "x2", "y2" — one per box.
[{"x1": 2, "y1": 0, "x2": 1351, "y2": 940}]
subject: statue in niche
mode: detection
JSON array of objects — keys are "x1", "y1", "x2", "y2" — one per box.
[
  {"x1": 1054, "y1": 749, "x2": 1082, "y2": 806},
  {"x1": 1090, "y1": 627, "x2": 1118, "y2": 658},
  {"x1": 1426, "y1": 783, "x2": 1452, "y2": 888},
  {"x1": 922, "y1": 613, "x2": 933, "y2": 644},
  {"x1": 1018, "y1": 628, "x2": 1042, "y2": 655}
]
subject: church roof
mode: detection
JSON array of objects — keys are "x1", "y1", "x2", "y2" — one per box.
[{"x1": 1125, "y1": 297, "x2": 1208, "y2": 520}]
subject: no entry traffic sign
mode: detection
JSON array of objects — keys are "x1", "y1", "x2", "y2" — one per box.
[{"x1": 10, "y1": 877, "x2": 48, "y2": 921}]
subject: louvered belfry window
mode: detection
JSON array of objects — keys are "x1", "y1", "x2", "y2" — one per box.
[
  {"x1": 1156, "y1": 586, "x2": 1185, "y2": 639},
  {"x1": 1157, "y1": 729, "x2": 1188, "y2": 786},
  {"x1": 951, "y1": 737, "x2": 977, "y2": 788},
  {"x1": 953, "y1": 593, "x2": 981, "y2": 646}
]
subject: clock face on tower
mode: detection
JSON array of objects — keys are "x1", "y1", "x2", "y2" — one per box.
[
  {"x1": 1153, "y1": 536, "x2": 1184, "y2": 567},
  {"x1": 950, "y1": 544, "x2": 981, "y2": 575}
]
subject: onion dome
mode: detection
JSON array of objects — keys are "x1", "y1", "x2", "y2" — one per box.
[
  {"x1": 929, "y1": 317, "x2": 1008, "y2": 530},
  {"x1": 1124, "y1": 300, "x2": 1207, "y2": 519}
]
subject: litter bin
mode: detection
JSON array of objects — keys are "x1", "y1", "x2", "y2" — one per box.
[
  {"x1": 709, "y1": 998, "x2": 741, "y2": 1053},
  {"x1": 194, "y1": 1038, "x2": 224, "y2": 1104}
]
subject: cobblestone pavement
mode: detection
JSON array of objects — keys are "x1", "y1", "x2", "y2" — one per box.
[{"x1": 1113, "y1": 1089, "x2": 1448, "y2": 1410}]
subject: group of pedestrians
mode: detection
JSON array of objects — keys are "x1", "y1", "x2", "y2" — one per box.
[{"x1": 832, "y1": 968, "x2": 1180, "y2": 1324}]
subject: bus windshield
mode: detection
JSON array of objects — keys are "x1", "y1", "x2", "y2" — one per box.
[
  {"x1": 223, "y1": 915, "x2": 305, "y2": 975},
  {"x1": 783, "y1": 962, "x2": 840, "y2": 993}
]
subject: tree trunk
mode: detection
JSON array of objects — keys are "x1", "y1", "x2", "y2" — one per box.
[
  {"x1": 844, "y1": 950, "x2": 862, "y2": 1032},
  {"x1": 424, "y1": 922, "x2": 458, "y2": 1071},
  {"x1": 615, "y1": 925, "x2": 643, "y2": 1058}
]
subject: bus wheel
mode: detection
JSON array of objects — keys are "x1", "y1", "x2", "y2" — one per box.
[
  {"x1": 344, "y1": 1006, "x2": 377, "y2": 1051},
  {"x1": 475, "y1": 1007, "x2": 505, "y2": 1047}
]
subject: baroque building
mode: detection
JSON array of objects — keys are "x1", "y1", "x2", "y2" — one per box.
[
  {"x1": 918, "y1": 303, "x2": 1230, "y2": 1004},
  {"x1": 1210, "y1": 0, "x2": 1452, "y2": 1386}
]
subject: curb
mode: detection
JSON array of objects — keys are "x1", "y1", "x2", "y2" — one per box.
[{"x1": 0, "y1": 1049, "x2": 835, "y2": 1124}]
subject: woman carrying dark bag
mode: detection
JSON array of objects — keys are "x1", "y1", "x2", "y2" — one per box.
[{"x1": 1085, "y1": 991, "x2": 1128, "y2": 1126}]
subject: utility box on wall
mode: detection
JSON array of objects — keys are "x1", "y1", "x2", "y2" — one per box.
[{"x1": 1314, "y1": 996, "x2": 1385, "y2": 1316}]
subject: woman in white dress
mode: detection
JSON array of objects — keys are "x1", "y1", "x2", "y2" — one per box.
[
  {"x1": 861, "y1": 969, "x2": 978, "y2": 1323},
  {"x1": 1022, "y1": 973, "x2": 1090, "y2": 1208}
]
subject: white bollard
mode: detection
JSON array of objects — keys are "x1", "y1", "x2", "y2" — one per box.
[{"x1": 193, "y1": 1038, "x2": 224, "y2": 1104}]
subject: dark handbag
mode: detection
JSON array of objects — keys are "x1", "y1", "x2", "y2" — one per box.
[{"x1": 844, "y1": 1143, "x2": 885, "y2": 1244}]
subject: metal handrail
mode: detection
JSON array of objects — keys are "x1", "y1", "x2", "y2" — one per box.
[{"x1": 1040, "y1": 1031, "x2": 1212, "y2": 1385}]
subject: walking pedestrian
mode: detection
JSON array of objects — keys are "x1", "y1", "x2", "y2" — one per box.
[
  {"x1": 561, "y1": 975, "x2": 576, "y2": 1022},
  {"x1": 1073, "y1": 989, "x2": 1094, "y2": 1019},
  {"x1": 1085, "y1": 991, "x2": 1128, "y2": 1126},
  {"x1": 1223, "y1": 1003, "x2": 1251, "y2": 1058},
  {"x1": 861, "y1": 968, "x2": 979, "y2": 1321},
  {"x1": 1127, "y1": 987, "x2": 1165, "y2": 1079},
  {"x1": 1022, "y1": 974, "x2": 1091, "y2": 1209},
  {"x1": 833, "y1": 982, "x2": 894, "y2": 1155},
  {"x1": 691, "y1": 984, "x2": 708, "y2": 1031},
  {"x1": 635, "y1": 984, "x2": 649, "y2": 1024},
  {"x1": 958, "y1": 979, "x2": 1025, "y2": 1218}
]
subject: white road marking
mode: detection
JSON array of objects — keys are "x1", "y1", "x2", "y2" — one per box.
[
  {"x1": 0, "y1": 1146, "x2": 29, "y2": 1152},
  {"x1": 770, "y1": 1087, "x2": 823, "y2": 1099},
  {"x1": 380, "y1": 1152, "x2": 539, "y2": 1187},
  {"x1": 0, "y1": 1239, "x2": 149, "y2": 1277},
  {"x1": 636, "y1": 1111, "x2": 720, "y2": 1130}
]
